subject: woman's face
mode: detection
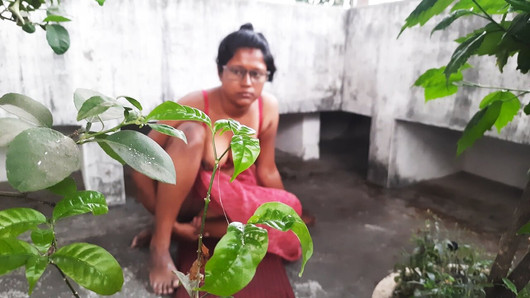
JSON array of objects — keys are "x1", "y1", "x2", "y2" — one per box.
[{"x1": 220, "y1": 47, "x2": 268, "y2": 108}]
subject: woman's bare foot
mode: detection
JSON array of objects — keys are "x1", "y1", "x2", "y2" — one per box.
[{"x1": 149, "y1": 247, "x2": 180, "y2": 295}]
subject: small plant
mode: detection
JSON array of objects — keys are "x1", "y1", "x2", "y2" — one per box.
[
  {"x1": 0, "y1": 89, "x2": 313, "y2": 297},
  {"x1": 393, "y1": 220, "x2": 492, "y2": 298}
]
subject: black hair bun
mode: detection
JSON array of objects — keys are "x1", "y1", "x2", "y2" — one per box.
[{"x1": 240, "y1": 23, "x2": 254, "y2": 31}]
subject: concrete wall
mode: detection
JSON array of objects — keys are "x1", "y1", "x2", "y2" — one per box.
[{"x1": 2, "y1": 0, "x2": 529, "y2": 201}]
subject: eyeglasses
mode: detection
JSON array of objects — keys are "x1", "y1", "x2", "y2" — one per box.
[{"x1": 222, "y1": 65, "x2": 270, "y2": 83}]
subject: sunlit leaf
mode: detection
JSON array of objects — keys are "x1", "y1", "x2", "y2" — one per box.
[
  {"x1": 399, "y1": 0, "x2": 455, "y2": 36},
  {"x1": 146, "y1": 101, "x2": 211, "y2": 127},
  {"x1": 479, "y1": 91, "x2": 520, "y2": 132},
  {"x1": 0, "y1": 238, "x2": 38, "y2": 275},
  {"x1": 0, "y1": 93, "x2": 53, "y2": 127},
  {"x1": 214, "y1": 119, "x2": 256, "y2": 136},
  {"x1": 0, "y1": 208, "x2": 46, "y2": 238},
  {"x1": 46, "y1": 176, "x2": 77, "y2": 196},
  {"x1": 43, "y1": 15, "x2": 71, "y2": 22},
  {"x1": 30, "y1": 228, "x2": 54, "y2": 253},
  {"x1": 451, "y1": 0, "x2": 510, "y2": 14},
  {"x1": 51, "y1": 243, "x2": 123, "y2": 295},
  {"x1": 95, "y1": 0, "x2": 105, "y2": 6},
  {"x1": 431, "y1": 10, "x2": 473, "y2": 35},
  {"x1": 414, "y1": 64, "x2": 470, "y2": 101},
  {"x1": 457, "y1": 101, "x2": 502, "y2": 155},
  {"x1": 517, "y1": 220, "x2": 530, "y2": 234},
  {"x1": 45, "y1": 24, "x2": 70, "y2": 55},
  {"x1": 26, "y1": 255, "x2": 48, "y2": 294},
  {"x1": 0, "y1": 118, "x2": 35, "y2": 147},
  {"x1": 52, "y1": 191, "x2": 108, "y2": 222},
  {"x1": 445, "y1": 31, "x2": 486, "y2": 79},
  {"x1": 230, "y1": 135, "x2": 260, "y2": 182},
  {"x1": 248, "y1": 202, "x2": 313, "y2": 276},
  {"x1": 200, "y1": 222, "x2": 268, "y2": 296},
  {"x1": 117, "y1": 95, "x2": 142, "y2": 111},
  {"x1": 77, "y1": 96, "x2": 120, "y2": 121},
  {"x1": 6, "y1": 127, "x2": 81, "y2": 192},
  {"x1": 97, "y1": 130, "x2": 176, "y2": 184},
  {"x1": 502, "y1": 277, "x2": 518, "y2": 294},
  {"x1": 73, "y1": 89, "x2": 123, "y2": 121},
  {"x1": 148, "y1": 123, "x2": 187, "y2": 144}
]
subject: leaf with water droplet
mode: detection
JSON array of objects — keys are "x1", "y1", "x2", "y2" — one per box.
[
  {"x1": 0, "y1": 93, "x2": 53, "y2": 127},
  {"x1": 0, "y1": 118, "x2": 35, "y2": 147}
]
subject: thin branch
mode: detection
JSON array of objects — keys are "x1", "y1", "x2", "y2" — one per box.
[
  {"x1": 456, "y1": 81, "x2": 530, "y2": 94},
  {"x1": 0, "y1": 191, "x2": 55, "y2": 207},
  {"x1": 52, "y1": 264, "x2": 80, "y2": 298},
  {"x1": 471, "y1": 0, "x2": 507, "y2": 33}
]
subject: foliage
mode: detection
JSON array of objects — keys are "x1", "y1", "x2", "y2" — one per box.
[
  {"x1": 393, "y1": 220, "x2": 492, "y2": 298},
  {"x1": 0, "y1": 0, "x2": 105, "y2": 54},
  {"x1": 296, "y1": 0, "x2": 354, "y2": 6},
  {"x1": 0, "y1": 90, "x2": 313, "y2": 296}
]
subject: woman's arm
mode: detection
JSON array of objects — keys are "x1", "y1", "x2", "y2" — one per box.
[{"x1": 255, "y1": 94, "x2": 284, "y2": 189}]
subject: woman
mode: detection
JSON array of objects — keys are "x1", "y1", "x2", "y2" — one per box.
[{"x1": 132, "y1": 23, "x2": 307, "y2": 295}]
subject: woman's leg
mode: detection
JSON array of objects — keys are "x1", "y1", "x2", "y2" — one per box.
[{"x1": 133, "y1": 122, "x2": 206, "y2": 295}]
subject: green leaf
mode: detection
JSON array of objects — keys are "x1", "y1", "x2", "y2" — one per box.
[
  {"x1": 517, "y1": 220, "x2": 530, "y2": 234},
  {"x1": 479, "y1": 91, "x2": 520, "y2": 132},
  {"x1": 506, "y1": 0, "x2": 530, "y2": 12},
  {"x1": 214, "y1": 119, "x2": 256, "y2": 136},
  {"x1": 148, "y1": 123, "x2": 187, "y2": 144},
  {"x1": 451, "y1": 0, "x2": 510, "y2": 14},
  {"x1": 524, "y1": 103, "x2": 530, "y2": 115},
  {"x1": 0, "y1": 118, "x2": 35, "y2": 147},
  {"x1": 95, "y1": 0, "x2": 105, "y2": 6},
  {"x1": 431, "y1": 10, "x2": 473, "y2": 35},
  {"x1": 476, "y1": 30, "x2": 504, "y2": 56},
  {"x1": 43, "y1": 15, "x2": 71, "y2": 22},
  {"x1": 517, "y1": 48, "x2": 530, "y2": 74},
  {"x1": 413, "y1": 64, "x2": 470, "y2": 101},
  {"x1": 173, "y1": 270, "x2": 199, "y2": 298},
  {"x1": 97, "y1": 141, "x2": 126, "y2": 164},
  {"x1": 503, "y1": 278, "x2": 518, "y2": 294},
  {"x1": 0, "y1": 208, "x2": 46, "y2": 238},
  {"x1": 51, "y1": 243, "x2": 123, "y2": 295},
  {"x1": 445, "y1": 31, "x2": 486, "y2": 79},
  {"x1": 97, "y1": 130, "x2": 176, "y2": 184},
  {"x1": 53, "y1": 191, "x2": 108, "y2": 222},
  {"x1": 399, "y1": 0, "x2": 455, "y2": 36},
  {"x1": 26, "y1": 255, "x2": 48, "y2": 294},
  {"x1": 22, "y1": 22, "x2": 36, "y2": 33},
  {"x1": 146, "y1": 101, "x2": 211, "y2": 127},
  {"x1": 77, "y1": 96, "x2": 120, "y2": 121},
  {"x1": 45, "y1": 24, "x2": 70, "y2": 55},
  {"x1": 73, "y1": 89, "x2": 123, "y2": 121},
  {"x1": 6, "y1": 127, "x2": 81, "y2": 192},
  {"x1": 0, "y1": 238, "x2": 38, "y2": 275},
  {"x1": 47, "y1": 176, "x2": 77, "y2": 196},
  {"x1": 0, "y1": 93, "x2": 53, "y2": 127},
  {"x1": 200, "y1": 222, "x2": 268, "y2": 296},
  {"x1": 230, "y1": 135, "x2": 260, "y2": 182},
  {"x1": 248, "y1": 202, "x2": 313, "y2": 276},
  {"x1": 457, "y1": 100, "x2": 502, "y2": 155},
  {"x1": 30, "y1": 228, "x2": 54, "y2": 253},
  {"x1": 117, "y1": 95, "x2": 142, "y2": 111}
]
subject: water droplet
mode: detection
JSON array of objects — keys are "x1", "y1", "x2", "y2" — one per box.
[
  {"x1": 44, "y1": 152, "x2": 48, "y2": 155},
  {"x1": 37, "y1": 160, "x2": 42, "y2": 166}
]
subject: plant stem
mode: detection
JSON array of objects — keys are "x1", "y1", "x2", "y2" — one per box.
[
  {"x1": 52, "y1": 264, "x2": 80, "y2": 298},
  {"x1": 470, "y1": 0, "x2": 507, "y2": 33},
  {"x1": 0, "y1": 191, "x2": 55, "y2": 207},
  {"x1": 457, "y1": 81, "x2": 530, "y2": 94}
]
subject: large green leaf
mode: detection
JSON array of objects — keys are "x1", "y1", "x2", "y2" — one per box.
[
  {"x1": 445, "y1": 31, "x2": 486, "y2": 79},
  {"x1": 399, "y1": 0, "x2": 455, "y2": 36},
  {"x1": 77, "y1": 96, "x2": 120, "y2": 121},
  {"x1": 73, "y1": 89, "x2": 123, "y2": 121},
  {"x1": 51, "y1": 243, "x2": 123, "y2": 295},
  {"x1": 0, "y1": 208, "x2": 46, "y2": 238},
  {"x1": 248, "y1": 202, "x2": 313, "y2": 276},
  {"x1": 457, "y1": 100, "x2": 502, "y2": 155},
  {"x1": 517, "y1": 48, "x2": 530, "y2": 74},
  {"x1": 47, "y1": 176, "x2": 77, "y2": 196},
  {"x1": 451, "y1": 0, "x2": 510, "y2": 14},
  {"x1": 230, "y1": 135, "x2": 260, "y2": 182},
  {"x1": 45, "y1": 24, "x2": 70, "y2": 55},
  {"x1": 506, "y1": 0, "x2": 530, "y2": 12},
  {"x1": 0, "y1": 118, "x2": 35, "y2": 147},
  {"x1": 414, "y1": 64, "x2": 470, "y2": 101},
  {"x1": 200, "y1": 222, "x2": 268, "y2": 296},
  {"x1": 431, "y1": 10, "x2": 473, "y2": 35},
  {"x1": 0, "y1": 93, "x2": 53, "y2": 127},
  {"x1": 52, "y1": 191, "x2": 108, "y2": 222},
  {"x1": 214, "y1": 119, "x2": 256, "y2": 136},
  {"x1": 97, "y1": 130, "x2": 176, "y2": 184},
  {"x1": 26, "y1": 255, "x2": 48, "y2": 294},
  {"x1": 479, "y1": 91, "x2": 520, "y2": 132},
  {"x1": 517, "y1": 221, "x2": 530, "y2": 234},
  {"x1": 6, "y1": 127, "x2": 81, "y2": 192},
  {"x1": 146, "y1": 101, "x2": 211, "y2": 126},
  {"x1": 0, "y1": 238, "x2": 38, "y2": 275},
  {"x1": 148, "y1": 123, "x2": 187, "y2": 144},
  {"x1": 97, "y1": 141, "x2": 126, "y2": 165},
  {"x1": 30, "y1": 228, "x2": 54, "y2": 253}
]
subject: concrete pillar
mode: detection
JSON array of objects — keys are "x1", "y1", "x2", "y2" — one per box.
[
  {"x1": 277, "y1": 113, "x2": 320, "y2": 160},
  {"x1": 81, "y1": 142, "x2": 126, "y2": 205}
]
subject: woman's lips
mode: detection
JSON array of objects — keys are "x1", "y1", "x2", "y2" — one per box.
[{"x1": 238, "y1": 92, "x2": 254, "y2": 98}]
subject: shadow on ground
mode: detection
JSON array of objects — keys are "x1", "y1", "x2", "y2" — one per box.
[{"x1": 0, "y1": 146, "x2": 521, "y2": 297}]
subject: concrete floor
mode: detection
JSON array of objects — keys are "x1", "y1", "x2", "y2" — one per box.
[{"x1": 0, "y1": 145, "x2": 521, "y2": 298}]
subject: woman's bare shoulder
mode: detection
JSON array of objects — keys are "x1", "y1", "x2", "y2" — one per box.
[
  {"x1": 177, "y1": 90, "x2": 206, "y2": 110},
  {"x1": 260, "y1": 91, "x2": 279, "y2": 112}
]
